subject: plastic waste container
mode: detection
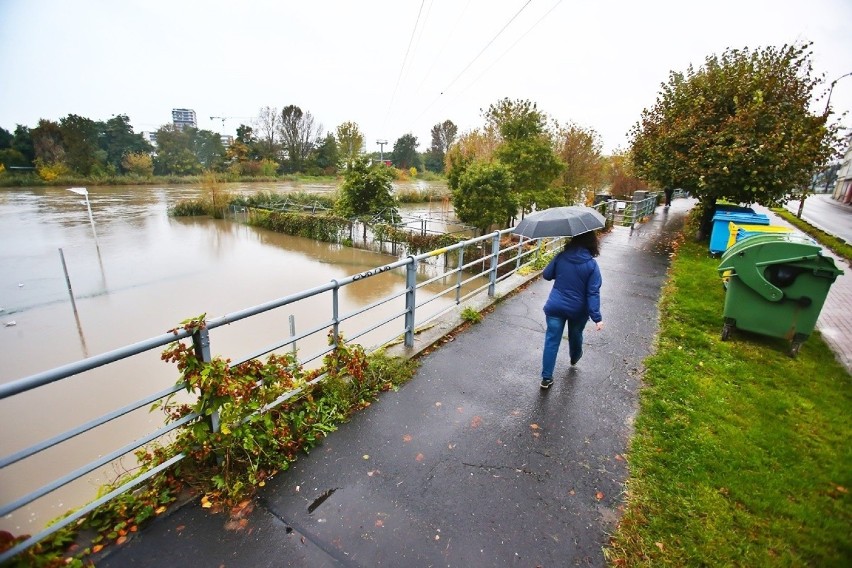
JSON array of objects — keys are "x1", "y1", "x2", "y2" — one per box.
[
  {"x1": 724, "y1": 222, "x2": 795, "y2": 251},
  {"x1": 717, "y1": 233, "x2": 844, "y2": 356},
  {"x1": 710, "y1": 211, "x2": 770, "y2": 254}
]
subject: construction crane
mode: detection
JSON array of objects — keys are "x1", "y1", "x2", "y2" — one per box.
[{"x1": 209, "y1": 116, "x2": 252, "y2": 133}]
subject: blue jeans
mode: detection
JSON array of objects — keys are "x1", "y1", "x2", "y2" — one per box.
[{"x1": 541, "y1": 315, "x2": 587, "y2": 379}]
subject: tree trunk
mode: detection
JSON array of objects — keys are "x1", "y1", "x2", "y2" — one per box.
[{"x1": 695, "y1": 198, "x2": 717, "y2": 242}]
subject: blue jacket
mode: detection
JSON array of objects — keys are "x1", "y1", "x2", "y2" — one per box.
[{"x1": 542, "y1": 246, "x2": 602, "y2": 323}]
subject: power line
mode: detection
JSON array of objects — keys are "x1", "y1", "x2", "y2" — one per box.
[
  {"x1": 383, "y1": 0, "x2": 427, "y2": 133},
  {"x1": 439, "y1": 0, "x2": 534, "y2": 96},
  {"x1": 408, "y1": 0, "x2": 545, "y2": 132}
]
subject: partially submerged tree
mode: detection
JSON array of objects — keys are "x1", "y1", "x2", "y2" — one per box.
[
  {"x1": 336, "y1": 157, "x2": 399, "y2": 223},
  {"x1": 630, "y1": 43, "x2": 842, "y2": 238},
  {"x1": 451, "y1": 161, "x2": 515, "y2": 235}
]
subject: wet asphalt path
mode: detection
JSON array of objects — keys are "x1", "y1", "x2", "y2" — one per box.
[{"x1": 96, "y1": 200, "x2": 694, "y2": 568}]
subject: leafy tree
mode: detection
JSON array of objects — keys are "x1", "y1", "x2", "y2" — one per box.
[
  {"x1": 424, "y1": 120, "x2": 458, "y2": 173},
  {"x1": 313, "y1": 132, "x2": 340, "y2": 174},
  {"x1": 336, "y1": 122, "x2": 364, "y2": 166},
  {"x1": 100, "y1": 115, "x2": 152, "y2": 173},
  {"x1": 0, "y1": 126, "x2": 30, "y2": 169},
  {"x1": 279, "y1": 105, "x2": 321, "y2": 173},
  {"x1": 11, "y1": 125, "x2": 35, "y2": 166},
  {"x1": 553, "y1": 122, "x2": 604, "y2": 204},
  {"x1": 153, "y1": 125, "x2": 202, "y2": 175},
  {"x1": 605, "y1": 151, "x2": 647, "y2": 198},
  {"x1": 59, "y1": 114, "x2": 101, "y2": 175},
  {"x1": 391, "y1": 133, "x2": 420, "y2": 171},
  {"x1": 0, "y1": 126, "x2": 12, "y2": 149},
  {"x1": 486, "y1": 99, "x2": 563, "y2": 214},
  {"x1": 122, "y1": 152, "x2": 154, "y2": 176},
  {"x1": 30, "y1": 119, "x2": 65, "y2": 166},
  {"x1": 451, "y1": 161, "x2": 515, "y2": 235},
  {"x1": 189, "y1": 128, "x2": 227, "y2": 171},
  {"x1": 445, "y1": 128, "x2": 500, "y2": 190},
  {"x1": 630, "y1": 43, "x2": 842, "y2": 237},
  {"x1": 336, "y1": 157, "x2": 398, "y2": 222}
]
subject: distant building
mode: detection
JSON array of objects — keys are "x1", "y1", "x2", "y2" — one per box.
[
  {"x1": 141, "y1": 131, "x2": 157, "y2": 147},
  {"x1": 172, "y1": 108, "x2": 197, "y2": 131},
  {"x1": 833, "y1": 132, "x2": 852, "y2": 204},
  {"x1": 220, "y1": 135, "x2": 234, "y2": 147}
]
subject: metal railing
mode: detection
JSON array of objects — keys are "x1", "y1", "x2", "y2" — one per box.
[{"x1": 0, "y1": 224, "x2": 573, "y2": 561}]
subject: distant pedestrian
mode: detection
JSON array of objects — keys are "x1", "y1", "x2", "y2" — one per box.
[
  {"x1": 664, "y1": 187, "x2": 674, "y2": 207},
  {"x1": 539, "y1": 230, "x2": 604, "y2": 389}
]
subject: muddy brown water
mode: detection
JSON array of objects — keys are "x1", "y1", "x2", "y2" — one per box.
[{"x1": 0, "y1": 180, "x2": 473, "y2": 534}]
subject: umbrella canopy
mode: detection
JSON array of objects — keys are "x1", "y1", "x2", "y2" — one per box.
[{"x1": 513, "y1": 206, "x2": 606, "y2": 238}]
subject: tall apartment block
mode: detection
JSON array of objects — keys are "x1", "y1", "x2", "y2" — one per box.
[{"x1": 172, "y1": 108, "x2": 197, "y2": 131}]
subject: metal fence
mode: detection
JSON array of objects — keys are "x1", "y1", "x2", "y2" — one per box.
[{"x1": 0, "y1": 221, "x2": 576, "y2": 561}]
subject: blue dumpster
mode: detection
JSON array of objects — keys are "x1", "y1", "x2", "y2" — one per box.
[{"x1": 710, "y1": 211, "x2": 769, "y2": 254}]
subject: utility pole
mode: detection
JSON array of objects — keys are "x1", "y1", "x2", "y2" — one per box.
[{"x1": 377, "y1": 139, "x2": 387, "y2": 163}]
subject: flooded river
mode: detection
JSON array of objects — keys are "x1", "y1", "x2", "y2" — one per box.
[{"x1": 0, "y1": 180, "x2": 467, "y2": 533}]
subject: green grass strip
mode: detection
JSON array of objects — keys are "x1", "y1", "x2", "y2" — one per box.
[
  {"x1": 606, "y1": 226, "x2": 851, "y2": 566},
  {"x1": 770, "y1": 208, "x2": 852, "y2": 263}
]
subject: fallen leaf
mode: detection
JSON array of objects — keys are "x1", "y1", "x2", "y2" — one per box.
[
  {"x1": 470, "y1": 416, "x2": 482, "y2": 428},
  {"x1": 155, "y1": 505, "x2": 167, "y2": 515},
  {"x1": 363, "y1": 454, "x2": 370, "y2": 460},
  {"x1": 201, "y1": 496, "x2": 213, "y2": 509},
  {"x1": 569, "y1": 489, "x2": 576, "y2": 496},
  {"x1": 259, "y1": 481, "x2": 266, "y2": 487},
  {"x1": 448, "y1": 443, "x2": 456, "y2": 449},
  {"x1": 655, "y1": 542, "x2": 664, "y2": 552},
  {"x1": 615, "y1": 454, "x2": 625, "y2": 462},
  {"x1": 375, "y1": 520, "x2": 384, "y2": 528},
  {"x1": 532, "y1": 432, "x2": 540, "y2": 438},
  {"x1": 837, "y1": 486, "x2": 848, "y2": 494},
  {"x1": 415, "y1": 453, "x2": 425, "y2": 462},
  {"x1": 116, "y1": 536, "x2": 127, "y2": 545},
  {"x1": 176, "y1": 525, "x2": 185, "y2": 532},
  {"x1": 129, "y1": 525, "x2": 138, "y2": 533},
  {"x1": 530, "y1": 423, "x2": 540, "y2": 430},
  {"x1": 402, "y1": 434, "x2": 413, "y2": 443},
  {"x1": 595, "y1": 491, "x2": 604, "y2": 501},
  {"x1": 92, "y1": 545, "x2": 104, "y2": 554},
  {"x1": 435, "y1": 402, "x2": 442, "y2": 407}
]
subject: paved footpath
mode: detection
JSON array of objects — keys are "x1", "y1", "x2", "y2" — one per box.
[{"x1": 91, "y1": 199, "x2": 694, "y2": 567}]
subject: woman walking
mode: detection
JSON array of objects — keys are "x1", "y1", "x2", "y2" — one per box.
[{"x1": 539, "y1": 230, "x2": 604, "y2": 389}]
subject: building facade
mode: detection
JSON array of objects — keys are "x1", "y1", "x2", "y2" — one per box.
[
  {"x1": 832, "y1": 132, "x2": 852, "y2": 204},
  {"x1": 171, "y1": 108, "x2": 197, "y2": 131}
]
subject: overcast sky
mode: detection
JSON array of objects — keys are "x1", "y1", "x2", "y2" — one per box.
[{"x1": 1, "y1": 0, "x2": 850, "y2": 154}]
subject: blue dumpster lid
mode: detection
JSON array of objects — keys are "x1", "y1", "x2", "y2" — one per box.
[{"x1": 711, "y1": 211, "x2": 770, "y2": 223}]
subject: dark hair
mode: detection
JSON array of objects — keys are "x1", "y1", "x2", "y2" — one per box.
[{"x1": 564, "y1": 230, "x2": 600, "y2": 257}]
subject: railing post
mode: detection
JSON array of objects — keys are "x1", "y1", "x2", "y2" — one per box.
[
  {"x1": 331, "y1": 280, "x2": 340, "y2": 347},
  {"x1": 515, "y1": 235, "x2": 524, "y2": 270},
  {"x1": 488, "y1": 231, "x2": 500, "y2": 297},
  {"x1": 455, "y1": 246, "x2": 465, "y2": 304},
  {"x1": 405, "y1": 256, "x2": 417, "y2": 347},
  {"x1": 192, "y1": 327, "x2": 219, "y2": 435}
]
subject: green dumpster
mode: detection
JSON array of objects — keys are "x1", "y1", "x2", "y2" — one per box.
[{"x1": 717, "y1": 233, "x2": 844, "y2": 356}]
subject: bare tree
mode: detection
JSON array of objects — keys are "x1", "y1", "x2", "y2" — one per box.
[
  {"x1": 279, "y1": 105, "x2": 322, "y2": 173},
  {"x1": 255, "y1": 106, "x2": 279, "y2": 161}
]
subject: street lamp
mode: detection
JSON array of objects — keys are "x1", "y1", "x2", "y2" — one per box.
[
  {"x1": 377, "y1": 139, "x2": 387, "y2": 163},
  {"x1": 797, "y1": 71, "x2": 852, "y2": 217},
  {"x1": 67, "y1": 187, "x2": 99, "y2": 244}
]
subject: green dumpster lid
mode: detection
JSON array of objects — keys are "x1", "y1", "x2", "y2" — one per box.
[{"x1": 718, "y1": 232, "x2": 843, "y2": 302}]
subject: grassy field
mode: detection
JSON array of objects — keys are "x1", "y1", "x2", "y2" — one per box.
[{"x1": 607, "y1": 220, "x2": 851, "y2": 566}]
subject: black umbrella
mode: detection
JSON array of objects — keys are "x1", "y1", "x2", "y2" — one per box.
[{"x1": 513, "y1": 206, "x2": 606, "y2": 238}]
